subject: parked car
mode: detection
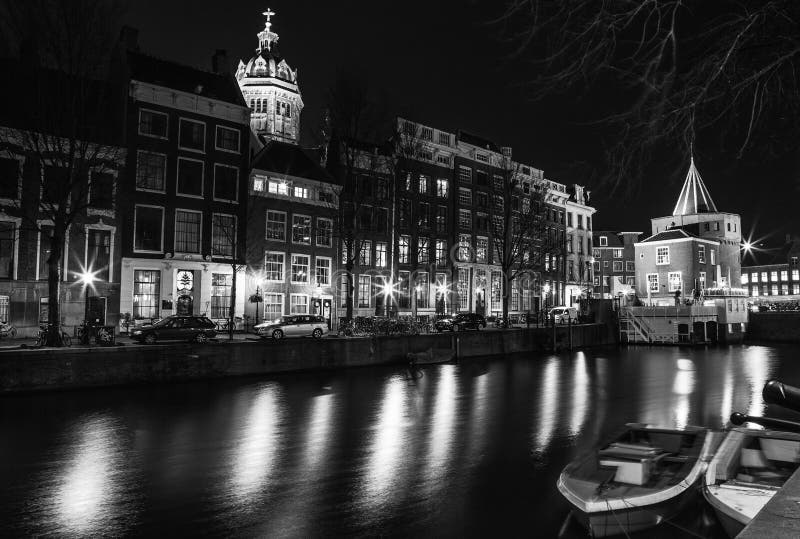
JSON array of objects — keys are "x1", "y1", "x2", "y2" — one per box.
[
  {"x1": 130, "y1": 315, "x2": 217, "y2": 344},
  {"x1": 434, "y1": 313, "x2": 487, "y2": 332},
  {"x1": 548, "y1": 306, "x2": 578, "y2": 324},
  {"x1": 255, "y1": 315, "x2": 329, "y2": 339}
]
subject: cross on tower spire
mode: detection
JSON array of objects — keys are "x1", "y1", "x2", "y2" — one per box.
[
  {"x1": 256, "y1": 8, "x2": 279, "y2": 52},
  {"x1": 263, "y1": 8, "x2": 275, "y2": 31}
]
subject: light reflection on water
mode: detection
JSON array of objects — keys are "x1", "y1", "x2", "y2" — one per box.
[{"x1": 0, "y1": 344, "x2": 791, "y2": 538}]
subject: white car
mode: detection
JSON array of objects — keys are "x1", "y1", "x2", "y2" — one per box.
[
  {"x1": 255, "y1": 315, "x2": 329, "y2": 339},
  {"x1": 548, "y1": 306, "x2": 578, "y2": 324}
]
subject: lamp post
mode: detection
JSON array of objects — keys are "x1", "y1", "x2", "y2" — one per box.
[
  {"x1": 474, "y1": 286, "x2": 483, "y2": 315},
  {"x1": 79, "y1": 269, "x2": 97, "y2": 344}
]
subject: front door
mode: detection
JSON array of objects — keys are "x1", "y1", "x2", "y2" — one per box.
[
  {"x1": 87, "y1": 296, "x2": 107, "y2": 325},
  {"x1": 177, "y1": 295, "x2": 193, "y2": 315},
  {"x1": 322, "y1": 299, "x2": 332, "y2": 329}
]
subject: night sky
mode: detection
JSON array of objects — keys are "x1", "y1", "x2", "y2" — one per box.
[{"x1": 125, "y1": 0, "x2": 800, "y2": 249}]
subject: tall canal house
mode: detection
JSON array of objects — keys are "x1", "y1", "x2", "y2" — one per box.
[{"x1": 623, "y1": 157, "x2": 748, "y2": 343}]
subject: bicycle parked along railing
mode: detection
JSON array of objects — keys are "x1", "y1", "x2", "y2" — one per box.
[
  {"x1": 0, "y1": 321, "x2": 17, "y2": 339},
  {"x1": 36, "y1": 324, "x2": 72, "y2": 347}
]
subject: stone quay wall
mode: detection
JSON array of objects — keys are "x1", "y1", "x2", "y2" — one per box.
[
  {"x1": 746, "y1": 312, "x2": 800, "y2": 343},
  {"x1": 0, "y1": 323, "x2": 615, "y2": 393}
]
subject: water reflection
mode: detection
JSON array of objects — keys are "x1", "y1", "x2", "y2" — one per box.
[
  {"x1": 568, "y1": 353, "x2": 590, "y2": 438},
  {"x1": 304, "y1": 392, "x2": 334, "y2": 470},
  {"x1": 671, "y1": 359, "x2": 695, "y2": 430},
  {"x1": 745, "y1": 347, "x2": 771, "y2": 420},
  {"x1": 230, "y1": 383, "x2": 283, "y2": 506},
  {"x1": 534, "y1": 357, "x2": 561, "y2": 453},
  {"x1": 422, "y1": 366, "x2": 458, "y2": 493},
  {"x1": 50, "y1": 413, "x2": 131, "y2": 536}
]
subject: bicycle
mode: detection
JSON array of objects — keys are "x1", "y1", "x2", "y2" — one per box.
[
  {"x1": 0, "y1": 321, "x2": 16, "y2": 339},
  {"x1": 36, "y1": 325, "x2": 72, "y2": 347}
]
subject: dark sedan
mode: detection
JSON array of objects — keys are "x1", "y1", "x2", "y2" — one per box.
[
  {"x1": 434, "y1": 313, "x2": 487, "y2": 332},
  {"x1": 130, "y1": 315, "x2": 217, "y2": 344}
]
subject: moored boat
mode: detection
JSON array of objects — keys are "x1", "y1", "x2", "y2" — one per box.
[
  {"x1": 557, "y1": 424, "x2": 720, "y2": 538},
  {"x1": 703, "y1": 427, "x2": 800, "y2": 537}
]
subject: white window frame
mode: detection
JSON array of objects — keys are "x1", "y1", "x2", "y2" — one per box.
[
  {"x1": 613, "y1": 249, "x2": 623, "y2": 258},
  {"x1": 290, "y1": 293, "x2": 309, "y2": 314},
  {"x1": 213, "y1": 163, "x2": 239, "y2": 202},
  {"x1": 0, "y1": 154, "x2": 25, "y2": 204},
  {"x1": 0, "y1": 215, "x2": 21, "y2": 280},
  {"x1": 84, "y1": 223, "x2": 116, "y2": 282},
  {"x1": 211, "y1": 212, "x2": 237, "y2": 259},
  {"x1": 176, "y1": 156, "x2": 205, "y2": 199},
  {"x1": 214, "y1": 125, "x2": 241, "y2": 154},
  {"x1": 358, "y1": 274, "x2": 371, "y2": 308},
  {"x1": 781, "y1": 270, "x2": 789, "y2": 281},
  {"x1": 375, "y1": 241, "x2": 387, "y2": 267},
  {"x1": 315, "y1": 256, "x2": 332, "y2": 286},
  {"x1": 625, "y1": 261, "x2": 635, "y2": 272},
  {"x1": 291, "y1": 214, "x2": 312, "y2": 245},
  {"x1": 599, "y1": 236, "x2": 608, "y2": 246},
  {"x1": 268, "y1": 179, "x2": 289, "y2": 196},
  {"x1": 290, "y1": 253, "x2": 310, "y2": 284},
  {"x1": 173, "y1": 208, "x2": 203, "y2": 255},
  {"x1": 265, "y1": 210, "x2": 287, "y2": 242},
  {"x1": 135, "y1": 150, "x2": 167, "y2": 193},
  {"x1": 656, "y1": 246, "x2": 670, "y2": 265},
  {"x1": 316, "y1": 217, "x2": 333, "y2": 247},
  {"x1": 178, "y1": 117, "x2": 206, "y2": 153},
  {"x1": 263, "y1": 292, "x2": 284, "y2": 320},
  {"x1": 668, "y1": 271, "x2": 682, "y2": 292},
  {"x1": 647, "y1": 273, "x2": 659, "y2": 292},
  {"x1": 138, "y1": 108, "x2": 169, "y2": 139},
  {"x1": 133, "y1": 204, "x2": 165, "y2": 254},
  {"x1": 264, "y1": 251, "x2": 285, "y2": 282},
  {"x1": 698, "y1": 245, "x2": 705, "y2": 263}
]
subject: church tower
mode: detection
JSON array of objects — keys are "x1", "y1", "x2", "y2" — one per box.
[{"x1": 236, "y1": 9, "x2": 303, "y2": 144}]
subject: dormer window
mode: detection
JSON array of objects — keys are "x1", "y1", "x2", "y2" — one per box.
[{"x1": 599, "y1": 236, "x2": 608, "y2": 246}]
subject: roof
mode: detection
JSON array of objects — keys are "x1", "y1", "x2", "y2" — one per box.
[
  {"x1": 252, "y1": 140, "x2": 336, "y2": 184},
  {"x1": 127, "y1": 51, "x2": 246, "y2": 107},
  {"x1": 672, "y1": 157, "x2": 718, "y2": 215},
  {"x1": 639, "y1": 229, "x2": 716, "y2": 243},
  {"x1": 457, "y1": 130, "x2": 501, "y2": 153},
  {"x1": 593, "y1": 231, "x2": 624, "y2": 248}
]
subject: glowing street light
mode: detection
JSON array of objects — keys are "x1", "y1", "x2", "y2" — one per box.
[{"x1": 77, "y1": 267, "x2": 100, "y2": 344}]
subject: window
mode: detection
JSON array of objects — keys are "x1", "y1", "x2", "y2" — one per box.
[
  {"x1": 436, "y1": 206, "x2": 447, "y2": 233},
  {"x1": 476, "y1": 171, "x2": 488, "y2": 186},
  {"x1": 771, "y1": 271, "x2": 779, "y2": 281},
  {"x1": 435, "y1": 239, "x2": 447, "y2": 266},
  {"x1": 358, "y1": 275, "x2": 371, "y2": 308},
  {"x1": 319, "y1": 190, "x2": 334, "y2": 204},
  {"x1": 436, "y1": 178, "x2": 449, "y2": 197},
  {"x1": 179, "y1": 118, "x2": 205, "y2": 152},
  {"x1": 793, "y1": 270, "x2": 799, "y2": 280},
  {"x1": 593, "y1": 262, "x2": 600, "y2": 272},
  {"x1": 174, "y1": 210, "x2": 201, "y2": 253},
  {"x1": 399, "y1": 198, "x2": 411, "y2": 227},
  {"x1": 316, "y1": 218, "x2": 332, "y2": 247},
  {"x1": 457, "y1": 269, "x2": 469, "y2": 311},
  {"x1": 253, "y1": 177, "x2": 264, "y2": 192},
  {"x1": 794, "y1": 284, "x2": 800, "y2": 295},
  {"x1": 493, "y1": 195, "x2": 504, "y2": 211},
  {"x1": 458, "y1": 234, "x2": 471, "y2": 262},
  {"x1": 567, "y1": 213, "x2": 573, "y2": 227},
  {"x1": 138, "y1": 109, "x2": 168, "y2": 138},
  {"x1": 375, "y1": 242, "x2": 387, "y2": 267},
  {"x1": 750, "y1": 273, "x2": 758, "y2": 283},
  {"x1": 89, "y1": 171, "x2": 114, "y2": 209},
  {"x1": 459, "y1": 209, "x2": 471, "y2": 228},
  {"x1": 476, "y1": 152, "x2": 488, "y2": 163},
  {"x1": 613, "y1": 249, "x2": 623, "y2": 258},
  {"x1": 459, "y1": 188, "x2": 472, "y2": 206},
  {"x1": 761, "y1": 271, "x2": 768, "y2": 282},
  {"x1": 656, "y1": 246, "x2": 670, "y2": 265},
  {"x1": 623, "y1": 261, "x2": 634, "y2": 273},
  {"x1": 133, "y1": 270, "x2": 160, "y2": 319},
  {"x1": 86, "y1": 228, "x2": 111, "y2": 282},
  {"x1": 599, "y1": 236, "x2": 608, "y2": 246},
  {"x1": 399, "y1": 235, "x2": 410, "y2": 264},
  {"x1": 751, "y1": 286, "x2": 759, "y2": 297},
  {"x1": 134, "y1": 205, "x2": 163, "y2": 252},
  {"x1": 436, "y1": 155, "x2": 450, "y2": 166},
  {"x1": 782, "y1": 284, "x2": 789, "y2": 295},
  {"x1": 647, "y1": 274, "x2": 659, "y2": 292},
  {"x1": 136, "y1": 151, "x2": 166, "y2": 191},
  {"x1": 780, "y1": 270, "x2": 788, "y2": 281},
  {"x1": 458, "y1": 165, "x2": 472, "y2": 183},
  {"x1": 626, "y1": 276, "x2": 635, "y2": 286},
  {"x1": 699, "y1": 272, "x2": 706, "y2": 288},
  {"x1": 418, "y1": 202, "x2": 430, "y2": 228},
  {"x1": 316, "y1": 257, "x2": 331, "y2": 286},
  {"x1": 266, "y1": 211, "x2": 286, "y2": 241},
  {"x1": 668, "y1": 272, "x2": 682, "y2": 292},
  {"x1": 277, "y1": 100, "x2": 292, "y2": 118},
  {"x1": 741, "y1": 274, "x2": 749, "y2": 285},
  {"x1": 613, "y1": 261, "x2": 623, "y2": 272},
  {"x1": 268, "y1": 180, "x2": 288, "y2": 195},
  {"x1": 418, "y1": 174, "x2": 429, "y2": 194},
  {"x1": 492, "y1": 175, "x2": 504, "y2": 191},
  {"x1": 213, "y1": 164, "x2": 238, "y2": 201},
  {"x1": 710, "y1": 249, "x2": 716, "y2": 265},
  {"x1": 290, "y1": 294, "x2": 308, "y2": 314},
  {"x1": 490, "y1": 271, "x2": 502, "y2": 312},
  {"x1": 212, "y1": 214, "x2": 236, "y2": 257},
  {"x1": 210, "y1": 273, "x2": 232, "y2": 318},
  {"x1": 0, "y1": 295, "x2": 7, "y2": 323},
  {"x1": 476, "y1": 212, "x2": 489, "y2": 233},
  {"x1": 292, "y1": 215, "x2": 311, "y2": 244},
  {"x1": 567, "y1": 235, "x2": 573, "y2": 253},
  {"x1": 418, "y1": 237, "x2": 429, "y2": 264},
  {"x1": 772, "y1": 285, "x2": 779, "y2": 296},
  {"x1": 293, "y1": 186, "x2": 309, "y2": 199},
  {"x1": 291, "y1": 254, "x2": 310, "y2": 283},
  {"x1": 438, "y1": 132, "x2": 451, "y2": 145},
  {"x1": 177, "y1": 158, "x2": 204, "y2": 197},
  {"x1": 0, "y1": 222, "x2": 16, "y2": 279},
  {"x1": 416, "y1": 272, "x2": 430, "y2": 308},
  {"x1": 603, "y1": 260, "x2": 609, "y2": 268},
  {"x1": 476, "y1": 236, "x2": 488, "y2": 263},
  {"x1": 475, "y1": 192, "x2": 488, "y2": 209},
  {"x1": 215, "y1": 125, "x2": 240, "y2": 153},
  {"x1": 264, "y1": 293, "x2": 283, "y2": 319},
  {"x1": 419, "y1": 150, "x2": 434, "y2": 162},
  {"x1": 359, "y1": 240, "x2": 371, "y2": 265},
  {"x1": 0, "y1": 157, "x2": 20, "y2": 200},
  {"x1": 264, "y1": 252, "x2": 284, "y2": 281}
]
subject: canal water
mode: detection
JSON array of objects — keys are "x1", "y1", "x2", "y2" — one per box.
[{"x1": 1, "y1": 344, "x2": 798, "y2": 537}]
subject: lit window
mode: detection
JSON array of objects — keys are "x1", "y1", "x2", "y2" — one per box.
[
  {"x1": 375, "y1": 242, "x2": 387, "y2": 267},
  {"x1": 417, "y1": 237, "x2": 429, "y2": 264},
  {"x1": 293, "y1": 186, "x2": 309, "y2": 199},
  {"x1": 290, "y1": 294, "x2": 308, "y2": 314},
  {"x1": 133, "y1": 270, "x2": 160, "y2": 319},
  {"x1": 435, "y1": 239, "x2": 447, "y2": 266},
  {"x1": 358, "y1": 275, "x2": 371, "y2": 308},
  {"x1": 211, "y1": 214, "x2": 236, "y2": 258},
  {"x1": 316, "y1": 218, "x2": 332, "y2": 247},
  {"x1": 264, "y1": 294, "x2": 283, "y2": 319},
  {"x1": 436, "y1": 178, "x2": 449, "y2": 197},
  {"x1": 761, "y1": 272, "x2": 768, "y2": 282},
  {"x1": 741, "y1": 273, "x2": 748, "y2": 285},
  {"x1": 771, "y1": 271, "x2": 779, "y2": 281},
  {"x1": 292, "y1": 215, "x2": 311, "y2": 244},
  {"x1": 613, "y1": 249, "x2": 623, "y2": 258},
  {"x1": 793, "y1": 270, "x2": 800, "y2": 280},
  {"x1": 265, "y1": 211, "x2": 286, "y2": 241},
  {"x1": 656, "y1": 247, "x2": 670, "y2": 265},
  {"x1": 210, "y1": 274, "x2": 232, "y2": 318},
  {"x1": 264, "y1": 252, "x2": 284, "y2": 281},
  {"x1": 698, "y1": 245, "x2": 705, "y2": 263},
  {"x1": 399, "y1": 235, "x2": 410, "y2": 264},
  {"x1": 268, "y1": 180, "x2": 288, "y2": 195},
  {"x1": 782, "y1": 270, "x2": 789, "y2": 281},
  {"x1": 458, "y1": 165, "x2": 472, "y2": 183},
  {"x1": 291, "y1": 254, "x2": 310, "y2": 283},
  {"x1": 459, "y1": 209, "x2": 471, "y2": 229},
  {"x1": 315, "y1": 257, "x2": 331, "y2": 286},
  {"x1": 458, "y1": 234, "x2": 471, "y2": 262},
  {"x1": 253, "y1": 178, "x2": 264, "y2": 191},
  {"x1": 647, "y1": 274, "x2": 659, "y2": 292},
  {"x1": 359, "y1": 240, "x2": 371, "y2": 265},
  {"x1": 418, "y1": 175, "x2": 429, "y2": 194},
  {"x1": 476, "y1": 237, "x2": 488, "y2": 263}
]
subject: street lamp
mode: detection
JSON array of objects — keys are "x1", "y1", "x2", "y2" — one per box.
[
  {"x1": 474, "y1": 286, "x2": 483, "y2": 315},
  {"x1": 78, "y1": 268, "x2": 98, "y2": 344},
  {"x1": 543, "y1": 283, "x2": 551, "y2": 309}
]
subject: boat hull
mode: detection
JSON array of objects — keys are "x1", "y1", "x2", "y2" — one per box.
[{"x1": 703, "y1": 489, "x2": 745, "y2": 538}]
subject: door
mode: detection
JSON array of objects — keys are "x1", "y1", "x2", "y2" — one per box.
[
  {"x1": 177, "y1": 295, "x2": 193, "y2": 315},
  {"x1": 87, "y1": 296, "x2": 107, "y2": 326},
  {"x1": 322, "y1": 299, "x2": 332, "y2": 329}
]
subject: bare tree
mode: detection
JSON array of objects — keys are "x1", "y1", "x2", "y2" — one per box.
[
  {"x1": 489, "y1": 156, "x2": 562, "y2": 325},
  {"x1": 0, "y1": 0, "x2": 125, "y2": 345},
  {"x1": 498, "y1": 0, "x2": 800, "y2": 192}
]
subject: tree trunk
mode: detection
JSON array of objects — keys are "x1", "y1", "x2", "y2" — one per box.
[
  {"x1": 345, "y1": 260, "x2": 354, "y2": 321},
  {"x1": 46, "y1": 231, "x2": 64, "y2": 346},
  {"x1": 228, "y1": 265, "x2": 237, "y2": 340},
  {"x1": 502, "y1": 274, "x2": 511, "y2": 328}
]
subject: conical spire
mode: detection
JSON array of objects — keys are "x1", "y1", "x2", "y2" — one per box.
[{"x1": 672, "y1": 156, "x2": 717, "y2": 216}]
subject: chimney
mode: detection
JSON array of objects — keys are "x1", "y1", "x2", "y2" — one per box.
[
  {"x1": 120, "y1": 26, "x2": 139, "y2": 51},
  {"x1": 212, "y1": 49, "x2": 229, "y2": 75}
]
